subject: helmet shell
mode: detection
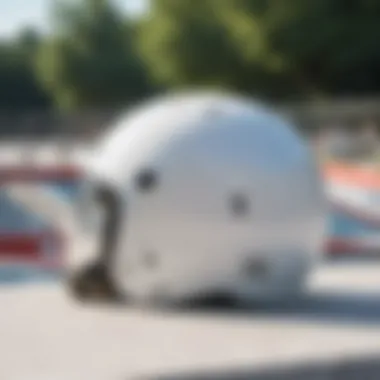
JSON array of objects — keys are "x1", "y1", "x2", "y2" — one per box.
[{"x1": 76, "y1": 92, "x2": 326, "y2": 303}]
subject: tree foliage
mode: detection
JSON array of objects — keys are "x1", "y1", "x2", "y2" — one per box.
[
  {"x1": 1, "y1": 0, "x2": 380, "y2": 112},
  {"x1": 0, "y1": 29, "x2": 51, "y2": 110},
  {"x1": 36, "y1": 0, "x2": 152, "y2": 110},
  {"x1": 243, "y1": 0, "x2": 380, "y2": 96},
  {"x1": 137, "y1": 0, "x2": 288, "y2": 97},
  {"x1": 139, "y1": 0, "x2": 380, "y2": 98}
]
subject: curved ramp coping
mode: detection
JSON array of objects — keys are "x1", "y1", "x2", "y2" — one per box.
[
  {"x1": 6, "y1": 184, "x2": 76, "y2": 234},
  {"x1": 325, "y1": 162, "x2": 380, "y2": 256},
  {"x1": 4, "y1": 183, "x2": 97, "y2": 268}
]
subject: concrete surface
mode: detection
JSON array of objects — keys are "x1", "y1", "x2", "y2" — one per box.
[{"x1": 0, "y1": 261, "x2": 380, "y2": 380}]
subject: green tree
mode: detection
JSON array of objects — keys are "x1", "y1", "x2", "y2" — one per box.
[
  {"x1": 138, "y1": 0, "x2": 299, "y2": 98},
  {"x1": 246, "y1": 0, "x2": 380, "y2": 96},
  {"x1": 36, "y1": 0, "x2": 152, "y2": 110},
  {"x1": 138, "y1": 0, "x2": 380, "y2": 99},
  {"x1": 0, "y1": 29, "x2": 51, "y2": 110},
  {"x1": 138, "y1": 0, "x2": 243, "y2": 90}
]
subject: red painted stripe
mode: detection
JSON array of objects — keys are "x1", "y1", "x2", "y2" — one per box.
[
  {"x1": 0, "y1": 165, "x2": 82, "y2": 183},
  {"x1": 0, "y1": 230, "x2": 64, "y2": 267},
  {"x1": 324, "y1": 163, "x2": 380, "y2": 190},
  {"x1": 326, "y1": 238, "x2": 380, "y2": 255},
  {"x1": 0, "y1": 234, "x2": 41, "y2": 258}
]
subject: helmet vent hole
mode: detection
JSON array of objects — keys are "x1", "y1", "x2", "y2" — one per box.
[
  {"x1": 242, "y1": 257, "x2": 269, "y2": 279},
  {"x1": 142, "y1": 251, "x2": 159, "y2": 270},
  {"x1": 136, "y1": 169, "x2": 158, "y2": 193},
  {"x1": 229, "y1": 194, "x2": 251, "y2": 218}
]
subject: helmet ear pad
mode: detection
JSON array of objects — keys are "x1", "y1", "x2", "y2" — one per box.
[{"x1": 67, "y1": 184, "x2": 124, "y2": 303}]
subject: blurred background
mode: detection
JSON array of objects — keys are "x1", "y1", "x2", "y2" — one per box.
[
  {"x1": 1, "y1": 0, "x2": 380, "y2": 154},
  {"x1": 2, "y1": 0, "x2": 380, "y2": 260}
]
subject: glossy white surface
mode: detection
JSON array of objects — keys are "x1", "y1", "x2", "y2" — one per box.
[{"x1": 78, "y1": 92, "x2": 327, "y2": 302}]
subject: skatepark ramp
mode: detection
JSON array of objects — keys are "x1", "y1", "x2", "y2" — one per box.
[{"x1": 1, "y1": 149, "x2": 380, "y2": 379}]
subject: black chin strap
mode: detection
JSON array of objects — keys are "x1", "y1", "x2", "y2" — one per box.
[{"x1": 94, "y1": 185, "x2": 122, "y2": 269}]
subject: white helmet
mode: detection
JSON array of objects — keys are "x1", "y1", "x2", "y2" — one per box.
[{"x1": 68, "y1": 92, "x2": 326, "y2": 305}]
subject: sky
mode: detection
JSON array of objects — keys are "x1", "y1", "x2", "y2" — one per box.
[{"x1": 0, "y1": 0, "x2": 148, "y2": 38}]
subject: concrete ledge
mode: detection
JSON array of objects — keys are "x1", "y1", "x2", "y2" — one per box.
[{"x1": 145, "y1": 356, "x2": 380, "y2": 380}]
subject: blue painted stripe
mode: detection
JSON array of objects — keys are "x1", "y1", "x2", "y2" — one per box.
[{"x1": 0, "y1": 265, "x2": 61, "y2": 285}]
